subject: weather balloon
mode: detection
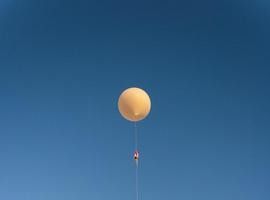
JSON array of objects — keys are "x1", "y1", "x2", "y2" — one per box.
[{"x1": 118, "y1": 87, "x2": 151, "y2": 122}]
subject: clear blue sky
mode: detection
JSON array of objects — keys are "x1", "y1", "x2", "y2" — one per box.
[{"x1": 0, "y1": 0, "x2": 270, "y2": 199}]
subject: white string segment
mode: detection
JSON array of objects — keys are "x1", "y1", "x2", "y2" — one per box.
[{"x1": 134, "y1": 122, "x2": 139, "y2": 200}]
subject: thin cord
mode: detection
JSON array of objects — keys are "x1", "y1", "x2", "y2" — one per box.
[
  {"x1": 134, "y1": 122, "x2": 139, "y2": 200},
  {"x1": 136, "y1": 164, "x2": 138, "y2": 200},
  {"x1": 134, "y1": 122, "x2": 138, "y2": 150}
]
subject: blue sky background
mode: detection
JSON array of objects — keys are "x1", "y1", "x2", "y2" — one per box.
[{"x1": 0, "y1": 0, "x2": 270, "y2": 199}]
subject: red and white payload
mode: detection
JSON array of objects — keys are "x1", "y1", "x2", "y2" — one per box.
[{"x1": 134, "y1": 151, "x2": 139, "y2": 160}]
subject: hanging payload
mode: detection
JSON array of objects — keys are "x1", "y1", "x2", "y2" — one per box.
[
  {"x1": 134, "y1": 150, "x2": 139, "y2": 166},
  {"x1": 134, "y1": 151, "x2": 139, "y2": 160}
]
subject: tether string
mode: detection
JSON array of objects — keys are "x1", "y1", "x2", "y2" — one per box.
[{"x1": 134, "y1": 122, "x2": 139, "y2": 200}]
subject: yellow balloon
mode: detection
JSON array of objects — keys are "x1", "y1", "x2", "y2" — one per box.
[{"x1": 118, "y1": 87, "x2": 151, "y2": 122}]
